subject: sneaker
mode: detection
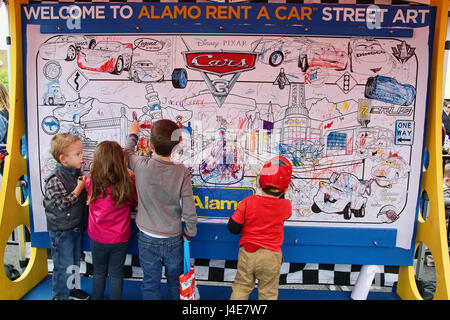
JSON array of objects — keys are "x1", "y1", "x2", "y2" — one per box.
[{"x1": 69, "y1": 289, "x2": 90, "y2": 300}]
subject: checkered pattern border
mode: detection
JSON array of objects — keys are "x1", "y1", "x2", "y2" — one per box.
[
  {"x1": 47, "y1": 252, "x2": 399, "y2": 287},
  {"x1": 185, "y1": 258, "x2": 399, "y2": 287},
  {"x1": 27, "y1": 0, "x2": 426, "y2": 5}
]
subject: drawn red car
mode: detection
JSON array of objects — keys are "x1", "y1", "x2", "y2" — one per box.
[
  {"x1": 298, "y1": 39, "x2": 347, "y2": 72},
  {"x1": 77, "y1": 41, "x2": 133, "y2": 75}
]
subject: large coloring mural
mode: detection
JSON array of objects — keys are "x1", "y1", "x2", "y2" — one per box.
[{"x1": 24, "y1": 4, "x2": 432, "y2": 250}]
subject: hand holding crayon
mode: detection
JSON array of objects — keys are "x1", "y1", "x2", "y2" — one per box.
[{"x1": 129, "y1": 112, "x2": 139, "y2": 135}]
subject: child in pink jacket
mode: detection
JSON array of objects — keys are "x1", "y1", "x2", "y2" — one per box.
[{"x1": 86, "y1": 141, "x2": 137, "y2": 300}]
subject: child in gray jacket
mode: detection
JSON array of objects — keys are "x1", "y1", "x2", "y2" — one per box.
[{"x1": 125, "y1": 119, "x2": 197, "y2": 300}]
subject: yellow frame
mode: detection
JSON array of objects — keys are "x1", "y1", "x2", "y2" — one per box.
[
  {"x1": 1, "y1": 0, "x2": 449, "y2": 300},
  {"x1": 397, "y1": 0, "x2": 450, "y2": 300},
  {"x1": 0, "y1": 0, "x2": 47, "y2": 300}
]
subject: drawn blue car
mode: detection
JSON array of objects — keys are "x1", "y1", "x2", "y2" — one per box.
[
  {"x1": 128, "y1": 60, "x2": 164, "y2": 83},
  {"x1": 43, "y1": 82, "x2": 66, "y2": 106},
  {"x1": 364, "y1": 75, "x2": 415, "y2": 106}
]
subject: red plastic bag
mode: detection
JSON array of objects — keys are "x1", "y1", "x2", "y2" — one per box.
[{"x1": 179, "y1": 239, "x2": 200, "y2": 300}]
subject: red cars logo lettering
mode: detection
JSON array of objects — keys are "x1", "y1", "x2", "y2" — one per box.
[
  {"x1": 182, "y1": 48, "x2": 259, "y2": 107},
  {"x1": 184, "y1": 52, "x2": 257, "y2": 76}
]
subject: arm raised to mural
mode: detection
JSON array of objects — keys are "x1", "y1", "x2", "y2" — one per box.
[{"x1": 125, "y1": 120, "x2": 141, "y2": 171}]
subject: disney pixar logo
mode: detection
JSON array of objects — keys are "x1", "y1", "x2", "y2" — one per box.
[{"x1": 183, "y1": 51, "x2": 257, "y2": 76}]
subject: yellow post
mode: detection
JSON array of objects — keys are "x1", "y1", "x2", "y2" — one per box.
[
  {"x1": 397, "y1": 0, "x2": 450, "y2": 300},
  {"x1": 0, "y1": 0, "x2": 48, "y2": 300}
]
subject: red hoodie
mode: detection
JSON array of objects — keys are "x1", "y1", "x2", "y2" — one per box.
[{"x1": 230, "y1": 195, "x2": 292, "y2": 252}]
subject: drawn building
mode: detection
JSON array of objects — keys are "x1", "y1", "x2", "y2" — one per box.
[
  {"x1": 247, "y1": 102, "x2": 275, "y2": 155},
  {"x1": 281, "y1": 83, "x2": 323, "y2": 164}
]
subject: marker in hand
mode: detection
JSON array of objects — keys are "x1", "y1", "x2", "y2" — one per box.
[
  {"x1": 77, "y1": 176, "x2": 86, "y2": 185},
  {"x1": 74, "y1": 176, "x2": 86, "y2": 197},
  {"x1": 132, "y1": 112, "x2": 138, "y2": 122}
]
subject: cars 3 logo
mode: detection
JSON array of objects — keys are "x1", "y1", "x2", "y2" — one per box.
[
  {"x1": 182, "y1": 50, "x2": 258, "y2": 107},
  {"x1": 184, "y1": 51, "x2": 257, "y2": 76}
]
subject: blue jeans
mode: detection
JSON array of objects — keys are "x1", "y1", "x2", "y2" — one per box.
[
  {"x1": 49, "y1": 229, "x2": 82, "y2": 300},
  {"x1": 138, "y1": 231, "x2": 183, "y2": 300},
  {"x1": 90, "y1": 240, "x2": 128, "y2": 300}
]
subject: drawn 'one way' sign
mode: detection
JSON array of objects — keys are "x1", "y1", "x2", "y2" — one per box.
[{"x1": 395, "y1": 120, "x2": 414, "y2": 145}]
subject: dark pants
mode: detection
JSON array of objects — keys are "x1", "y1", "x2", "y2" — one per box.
[
  {"x1": 90, "y1": 239, "x2": 128, "y2": 300},
  {"x1": 49, "y1": 229, "x2": 82, "y2": 300}
]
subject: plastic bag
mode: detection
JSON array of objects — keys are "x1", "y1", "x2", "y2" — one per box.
[{"x1": 179, "y1": 239, "x2": 200, "y2": 300}]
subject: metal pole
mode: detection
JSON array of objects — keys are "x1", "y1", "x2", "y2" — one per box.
[{"x1": 416, "y1": 192, "x2": 430, "y2": 280}]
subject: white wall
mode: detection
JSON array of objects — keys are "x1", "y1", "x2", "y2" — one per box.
[{"x1": 0, "y1": 3, "x2": 8, "y2": 50}]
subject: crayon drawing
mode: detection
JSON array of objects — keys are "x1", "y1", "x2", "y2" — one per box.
[{"x1": 25, "y1": 30, "x2": 429, "y2": 249}]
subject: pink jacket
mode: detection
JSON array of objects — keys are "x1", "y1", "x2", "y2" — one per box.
[{"x1": 86, "y1": 175, "x2": 137, "y2": 244}]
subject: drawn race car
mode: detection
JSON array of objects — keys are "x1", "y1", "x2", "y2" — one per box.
[
  {"x1": 256, "y1": 38, "x2": 347, "y2": 72},
  {"x1": 311, "y1": 172, "x2": 367, "y2": 220},
  {"x1": 348, "y1": 38, "x2": 394, "y2": 75},
  {"x1": 298, "y1": 39, "x2": 347, "y2": 72},
  {"x1": 128, "y1": 60, "x2": 164, "y2": 83},
  {"x1": 43, "y1": 81, "x2": 66, "y2": 106},
  {"x1": 77, "y1": 41, "x2": 133, "y2": 75},
  {"x1": 355, "y1": 126, "x2": 394, "y2": 160},
  {"x1": 39, "y1": 35, "x2": 96, "y2": 61},
  {"x1": 370, "y1": 153, "x2": 410, "y2": 188},
  {"x1": 365, "y1": 75, "x2": 416, "y2": 106},
  {"x1": 53, "y1": 98, "x2": 94, "y2": 124}
]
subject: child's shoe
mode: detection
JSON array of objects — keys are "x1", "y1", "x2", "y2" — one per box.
[{"x1": 69, "y1": 289, "x2": 90, "y2": 300}]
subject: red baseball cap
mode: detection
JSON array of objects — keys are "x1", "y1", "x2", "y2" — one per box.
[{"x1": 259, "y1": 156, "x2": 293, "y2": 193}]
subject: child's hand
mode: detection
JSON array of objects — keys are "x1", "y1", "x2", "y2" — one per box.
[
  {"x1": 129, "y1": 120, "x2": 139, "y2": 136},
  {"x1": 73, "y1": 176, "x2": 86, "y2": 197},
  {"x1": 128, "y1": 170, "x2": 135, "y2": 179},
  {"x1": 77, "y1": 175, "x2": 86, "y2": 187},
  {"x1": 183, "y1": 232, "x2": 193, "y2": 242}
]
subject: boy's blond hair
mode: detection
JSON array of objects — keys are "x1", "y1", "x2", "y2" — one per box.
[
  {"x1": 50, "y1": 133, "x2": 81, "y2": 163},
  {"x1": 445, "y1": 163, "x2": 450, "y2": 179}
]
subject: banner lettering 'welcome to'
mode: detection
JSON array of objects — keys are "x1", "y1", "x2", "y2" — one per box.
[{"x1": 23, "y1": 4, "x2": 431, "y2": 26}]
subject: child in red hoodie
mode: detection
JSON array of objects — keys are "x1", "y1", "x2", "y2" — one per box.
[{"x1": 228, "y1": 156, "x2": 292, "y2": 300}]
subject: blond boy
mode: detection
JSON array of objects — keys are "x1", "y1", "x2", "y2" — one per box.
[{"x1": 43, "y1": 133, "x2": 89, "y2": 300}]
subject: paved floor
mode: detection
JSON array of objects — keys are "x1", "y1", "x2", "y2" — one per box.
[
  {"x1": 3, "y1": 239, "x2": 439, "y2": 300},
  {"x1": 20, "y1": 275, "x2": 401, "y2": 300}
]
